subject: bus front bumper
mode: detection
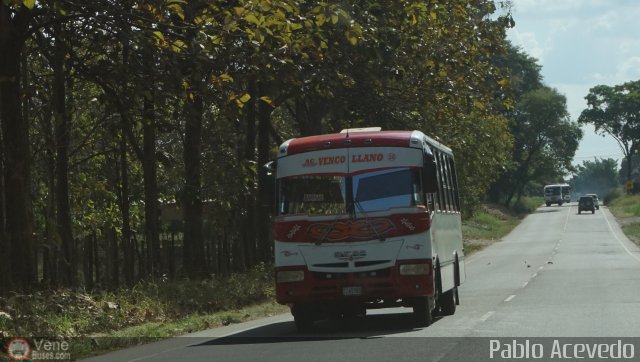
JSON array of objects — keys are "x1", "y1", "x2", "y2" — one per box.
[{"x1": 275, "y1": 260, "x2": 435, "y2": 305}]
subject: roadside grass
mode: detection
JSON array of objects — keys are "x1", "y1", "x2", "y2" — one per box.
[
  {"x1": 607, "y1": 193, "x2": 640, "y2": 245},
  {"x1": 68, "y1": 302, "x2": 288, "y2": 359},
  {"x1": 0, "y1": 263, "x2": 288, "y2": 359},
  {"x1": 607, "y1": 193, "x2": 640, "y2": 218},
  {"x1": 461, "y1": 199, "x2": 535, "y2": 255},
  {"x1": 0, "y1": 202, "x2": 537, "y2": 359}
]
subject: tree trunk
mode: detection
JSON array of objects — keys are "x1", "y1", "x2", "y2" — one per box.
[
  {"x1": 83, "y1": 235, "x2": 94, "y2": 289},
  {"x1": 0, "y1": 111, "x2": 8, "y2": 294},
  {"x1": 256, "y1": 83, "x2": 273, "y2": 263},
  {"x1": 181, "y1": 3, "x2": 206, "y2": 278},
  {"x1": 0, "y1": 6, "x2": 35, "y2": 290},
  {"x1": 92, "y1": 230, "x2": 100, "y2": 288},
  {"x1": 119, "y1": 118, "x2": 133, "y2": 285},
  {"x1": 52, "y1": 26, "x2": 75, "y2": 286},
  {"x1": 182, "y1": 92, "x2": 205, "y2": 278},
  {"x1": 626, "y1": 153, "x2": 633, "y2": 185},
  {"x1": 109, "y1": 226, "x2": 119, "y2": 288},
  {"x1": 240, "y1": 79, "x2": 257, "y2": 269},
  {"x1": 296, "y1": 96, "x2": 324, "y2": 136},
  {"x1": 142, "y1": 76, "x2": 160, "y2": 277}
]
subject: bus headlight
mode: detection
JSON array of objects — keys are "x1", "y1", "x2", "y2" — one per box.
[
  {"x1": 399, "y1": 264, "x2": 431, "y2": 276},
  {"x1": 277, "y1": 270, "x2": 304, "y2": 283}
]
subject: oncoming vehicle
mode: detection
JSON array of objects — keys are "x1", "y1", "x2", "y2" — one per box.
[
  {"x1": 544, "y1": 183, "x2": 571, "y2": 206},
  {"x1": 268, "y1": 127, "x2": 466, "y2": 331},
  {"x1": 585, "y1": 193, "x2": 600, "y2": 210},
  {"x1": 578, "y1": 196, "x2": 595, "y2": 214}
]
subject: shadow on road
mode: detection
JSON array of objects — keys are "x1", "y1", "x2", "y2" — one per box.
[
  {"x1": 534, "y1": 208, "x2": 562, "y2": 213},
  {"x1": 192, "y1": 311, "x2": 441, "y2": 346}
]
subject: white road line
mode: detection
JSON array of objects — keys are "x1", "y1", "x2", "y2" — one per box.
[
  {"x1": 504, "y1": 294, "x2": 516, "y2": 302},
  {"x1": 602, "y1": 209, "x2": 640, "y2": 264},
  {"x1": 480, "y1": 311, "x2": 495, "y2": 321},
  {"x1": 522, "y1": 281, "x2": 529, "y2": 288},
  {"x1": 563, "y1": 205, "x2": 571, "y2": 232}
]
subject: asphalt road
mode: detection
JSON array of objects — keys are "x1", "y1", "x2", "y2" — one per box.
[{"x1": 83, "y1": 204, "x2": 640, "y2": 362}]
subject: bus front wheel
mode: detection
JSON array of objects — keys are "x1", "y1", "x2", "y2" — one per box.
[
  {"x1": 413, "y1": 296, "x2": 435, "y2": 327},
  {"x1": 292, "y1": 303, "x2": 314, "y2": 332},
  {"x1": 439, "y1": 287, "x2": 457, "y2": 316}
]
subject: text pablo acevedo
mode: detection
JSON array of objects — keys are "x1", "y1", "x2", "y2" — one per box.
[{"x1": 490, "y1": 339, "x2": 635, "y2": 360}]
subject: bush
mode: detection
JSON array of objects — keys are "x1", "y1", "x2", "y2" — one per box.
[
  {"x1": 603, "y1": 187, "x2": 622, "y2": 205},
  {"x1": 0, "y1": 263, "x2": 276, "y2": 338},
  {"x1": 512, "y1": 196, "x2": 544, "y2": 215}
]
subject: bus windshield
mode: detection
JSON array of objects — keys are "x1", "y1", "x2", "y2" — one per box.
[
  {"x1": 545, "y1": 187, "x2": 560, "y2": 195},
  {"x1": 278, "y1": 168, "x2": 422, "y2": 216},
  {"x1": 278, "y1": 175, "x2": 346, "y2": 216},
  {"x1": 353, "y1": 168, "x2": 422, "y2": 214}
]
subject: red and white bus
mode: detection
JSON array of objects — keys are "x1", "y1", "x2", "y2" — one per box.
[{"x1": 269, "y1": 127, "x2": 465, "y2": 331}]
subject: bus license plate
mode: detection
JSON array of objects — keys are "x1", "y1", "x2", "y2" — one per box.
[{"x1": 342, "y1": 286, "x2": 362, "y2": 296}]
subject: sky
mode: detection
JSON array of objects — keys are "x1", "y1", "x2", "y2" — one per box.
[{"x1": 506, "y1": 0, "x2": 640, "y2": 167}]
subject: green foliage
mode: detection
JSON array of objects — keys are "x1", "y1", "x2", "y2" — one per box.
[
  {"x1": 449, "y1": 113, "x2": 513, "y2": 213},
  {"x1": 462, "y1": 204, "x2": 520, "y2": 254},
  {"x1": 489, "y1": 54, "x2": 583, "y2": 206},
  {"x1": 0, "y1": 264, "x2": 275, "y2": 338},
  {"x1": 607, "y1": 193, "x2": 640, "y2": 218},
  {"x1": 578, "y1": 80, "x2": 640, "y2": 182},
  {"x1": 4, "y1": 0, "x2": 521, "y2": 292},
  {"x1": 607, "y1": 193, "x2": 640, "y2": 247},
  {"x1": 512, "y1": 196, "x2": 544, "y2": 215},
  {"x1": 571, "y1": 158, "x2": 620, "y2": 201},
  {"x1": 603, "y1": 187, "x2": 622, "y2": 206}
]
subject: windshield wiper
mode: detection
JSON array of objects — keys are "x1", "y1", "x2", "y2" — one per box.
[
  {"x1": 353, "y1": 199, "x2": 385, "y2": 241},
  {"x1": 316, "y1": 213, "x2": 343, "y2": 246}
]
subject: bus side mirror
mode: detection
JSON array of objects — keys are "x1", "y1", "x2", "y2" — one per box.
[
  {"x1": 423, "y1": 157, "x2": 438, "y2": 194},
  {"x1": 263, "y1": 160, "x2": 276, "y2": 176},
  {"x1": 262, "y1": 160, "x2": 277, "y2": 212}
]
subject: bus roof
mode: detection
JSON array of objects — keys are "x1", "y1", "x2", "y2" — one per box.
[
  {"x1": 544, "y1": 183, "x2": 570, "y2": 188},
  {"x1": 277, "y1": 129, "x2": 453, "y2": 157}
]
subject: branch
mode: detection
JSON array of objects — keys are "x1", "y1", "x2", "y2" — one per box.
[{"x1": 69, "y1": 149, "x2": 116, "y2": 170}]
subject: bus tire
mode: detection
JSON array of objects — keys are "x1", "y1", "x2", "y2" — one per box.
[
  {"x1": 439, "y1": 287, "x2": 457, "y2": 316},
  {"x1": 546, "y1": 202, "x2": 551, "y2": 207},
  {"x1": 413, "y1": 296, "x2": 435, "y2": 327},
  {"x1": 292, "y1": 304, "x2": 314, "y2": 332}
]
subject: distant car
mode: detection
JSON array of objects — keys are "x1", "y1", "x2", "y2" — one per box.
[
  {"x1": 585, "y1": 193, "x2": 600, "y2": 210},
  {"x1": 578, "y1": 196, "x2": 595, "y2": 214}
]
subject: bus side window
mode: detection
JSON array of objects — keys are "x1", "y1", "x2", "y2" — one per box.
[
  {"x1": 439, "y1": 153, "x2": 449, "y2": 211},
  {"x1": 433, "y1": 150, "x2": 444, "y2": 211},
  {"x1": 443, "y1": 154, "x2": 454, "y2": 212},
  {"x1": 422, "y1": 152, "x2": 438, "y2": 194},
  {"x1": 449, "y1": 157, "x2": 460, "y2": 212},
  {"x1": 412, "y1": 169, "x2": 424, "y2": 206},
  {"x1": 438, "y1": 152, "x2": 449, "y2": 211},
  {"x1": 426, "y1": 193, "x2": 435, "y2": 211}
]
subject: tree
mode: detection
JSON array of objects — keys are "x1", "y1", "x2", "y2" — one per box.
[
  {"x1": 502, "y1": 87, "x2": 582, "y2": 206},
  {"x1": 488, "y1": 43, "x2": 583, "y2": 207},
  {"x1": 619, "y1": 154, "x2": 640, "y2": 185},
  {"x1": 0, "y1": 0, "x2": 524, "y2": 293},
  {"x1": 578, "y1": 80, "x2": 640, "y2": 183},
  {"x1": 571, "y1": 158, "x2": 619, "y2": 199},
  {"x1": 1, "y1": 0, "x2": 38, "y2": 290}
]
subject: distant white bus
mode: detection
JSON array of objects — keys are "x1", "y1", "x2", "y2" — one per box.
[{"x1": 544, "y1": 183, "x2": 571, "y2": 206}]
